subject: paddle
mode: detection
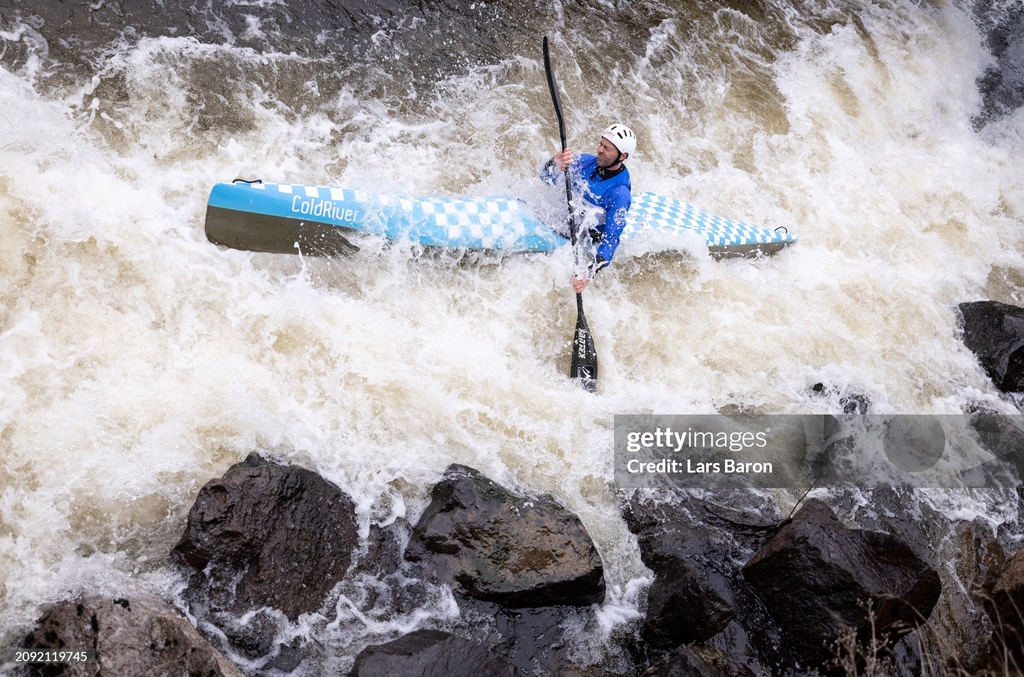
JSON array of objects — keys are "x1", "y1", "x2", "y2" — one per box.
[{"x1": 543, "y1": 36, "x2": 598, "y2": 392}]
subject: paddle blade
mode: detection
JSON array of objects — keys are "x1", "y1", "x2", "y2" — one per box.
[{"x1": 570, "y1": 299, "x2": 598, "y2": 392}]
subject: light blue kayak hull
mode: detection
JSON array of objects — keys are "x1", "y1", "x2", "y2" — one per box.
[{"x1": 205, "y1": 181, "x2": 796, "y2": 258}]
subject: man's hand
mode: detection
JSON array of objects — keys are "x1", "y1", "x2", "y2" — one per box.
[
  {"x1": 571, "y1": 274, "x2": 589, "y2": 293},
  {"x1": 554, "y1": 148, "x2": 574, "y2": 171}
]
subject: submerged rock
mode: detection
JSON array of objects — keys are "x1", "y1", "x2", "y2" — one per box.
[
  {"x1": 974, "y1": 2, "x2": 1024, "y2": 127},
  {"x1": 810, "y1": 382, "x2": 872, "y2": 414},
  {"x1": 405, "y1": 464, "x2": 605, "y2": 607},
  {"x1": 741, "y1": 498, "x2": 941, "y2": 672},
  {"x1": 19, "y1": 593, "x2": 243, "y2": 677},
  {"x1": 959, "y1": 300, "x2": 1024, "y2": 392},
  {"x1": 350, "y1": 629, "x2": 521, "y2": 677},
  {"x1": 172, "y1": 453, "x2": 359, "y2": 620}
]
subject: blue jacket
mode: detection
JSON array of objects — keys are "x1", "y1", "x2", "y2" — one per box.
[{"x1": 540, "y1": 154, "x2": 632, "y2": 266}]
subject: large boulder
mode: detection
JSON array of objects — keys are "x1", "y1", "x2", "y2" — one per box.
[
  {"x1": 19, "y1": 593, "x2": 243, "y2": 677},
  {"x1": 622, "y1": 490, "x2": 780, "y2": 655},
  {"x1": 642, "y1": 561, "x2": 736, "y2": 649},
  {"x1": 350, "y1": 629, "x2": 521, "y2": 677},
  {"x1": 172, "y1": 453, "x2": 359, "y2": 620},
  {"x1": 959, "y1": 300, "x2": 1024, "y2": 392},
  {"x1": 741, "y1": 499, "x2": 942, "y2": 672},
  {"x1": 823, "y1": 487, "x2": 1021, "y2": 675},
  {"x1": 405, "y1": 464, "x2": 605, "y2": 607}
]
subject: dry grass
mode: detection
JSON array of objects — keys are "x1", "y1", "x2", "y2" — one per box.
[{"x1": 826, "y1": 594, "x2": 1023, "y2": 677}]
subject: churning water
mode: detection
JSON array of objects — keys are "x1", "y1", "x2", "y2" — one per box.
[{"x1": 2, "y1": 0, "x2": 1024, "y2": 673}]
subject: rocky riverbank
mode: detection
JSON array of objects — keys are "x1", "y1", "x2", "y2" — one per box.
[{"x1": 10, "y1": 452, "x2": 1024, "y2": 676}]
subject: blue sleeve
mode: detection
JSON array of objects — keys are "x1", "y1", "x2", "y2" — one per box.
[
  {"x1": 596, "y1": 185, "x2": 631, "y2": 264},
  {"x1": 539, "y1": 159, "x2": 561, "y2": 186},
  {"x1": 540, "y1": 155, "x2": 591, "y2": 186}
]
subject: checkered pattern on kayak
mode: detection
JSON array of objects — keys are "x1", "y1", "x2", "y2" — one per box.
[
  {"x1": 393, "y1": 196, "x2": 531, "y2": 239},
  {"x1": 237, "y1": 182, "x2": 793, "y2": 248},
  {"x1": 251, "y1": 182, "x2": 533, "y2": 239},
  {"x1": 628, "y1": 193, "x2": 794, "y2": 245}
]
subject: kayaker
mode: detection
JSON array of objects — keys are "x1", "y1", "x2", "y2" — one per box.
[{"x1": 540, "y1": 123, "x2": 636, "y2": 293}]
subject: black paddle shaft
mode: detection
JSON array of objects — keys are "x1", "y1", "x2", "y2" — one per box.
[
  {"x1": 542, "y1": 37, "x2": 579, "y2": 248},
  {"x1": 543, "y1": 36, "x2": 598, "y2": 391}
]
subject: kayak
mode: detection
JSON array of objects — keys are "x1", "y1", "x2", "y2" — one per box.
[{"x1": 204, "y1": 180, "x2": 797, "y2": 259}]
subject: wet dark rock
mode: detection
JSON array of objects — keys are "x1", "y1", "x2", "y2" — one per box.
[
  {"x1": 959, "y1": 300, "x2": 1024, "y2": 392},
  {"x1": 266, "y1": 637, "x2": 307, "y2": 672},
  {"x1": 810, "y1": 415, "x2": 951, "y2": 487},
  {"x1": 205, "y1": 607, "x2": 316, "y2": 670},
  {"x1": 355, "y1": 520, "x2": 410, "y2": 579},
  {"x1": 988, "y1": 546, "x2": 1024, "y2": 671},
  {"x1": 19, "y1": 592, "x2": 243, "y2": 677},
  {"x1": 459, "y1": 598, "x2": 586, "y2": 676},
  {"x1": 213, "y1": 608, "x2": 280, "y2": 660},
  {"x1": 405, "y1": 464, "x2": 605, "y2": 607},
  {"x1": 623, "y1": 489, "x2": 782, "y2": 573},
  {"x1": 0, "y1": 0, "x2": 547, "y2": 96},
  {"x1": 974, "y1": 2, "x2": 1024, "y2": 126},
  {"x1": 642, "y1": 558, "x2": 735, "y2": 649},
  {"x1": 811, "y1": 382, "x2": 872, "y2": 414},
  {"x1": 336, "y1": 517, "x2": 439, "y2": 621},
  {"x1": 825, "y1": 486, "x2": 1021, "y2": 675},
  {"x1": 945, "y1": 521, "x2": 1008, "y2": 673},
  {"x1": 963, "y1": 412, "x2": 1024, "y2": 486},
  {"x1": 350, "y1": 628, "x2": 522, "y2": 677},
  {"x1": 0, "y1": 0, "x2": 410, "y2": 63},
  {"x1": 741, "y1": 498, "x2": 942, "y2": 673},
  {"x1": 172, "y1": 453, "x2": 359, "y2": 620},
  {"x1": 623, "y1": 490, "x2": 778, "y2": 648}
]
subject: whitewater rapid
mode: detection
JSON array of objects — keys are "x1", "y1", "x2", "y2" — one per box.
[{"x1": 2, "y1": 0, "x2": 1024, "y2": 672}]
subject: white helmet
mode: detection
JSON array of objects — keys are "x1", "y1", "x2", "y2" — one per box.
[{"x1": 601, "y1": 123, "x2": 636, "y2": 156}]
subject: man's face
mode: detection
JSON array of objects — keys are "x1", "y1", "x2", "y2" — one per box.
[{"x1": 596, "y1": 137, "x2": 622, "y2": 168}]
